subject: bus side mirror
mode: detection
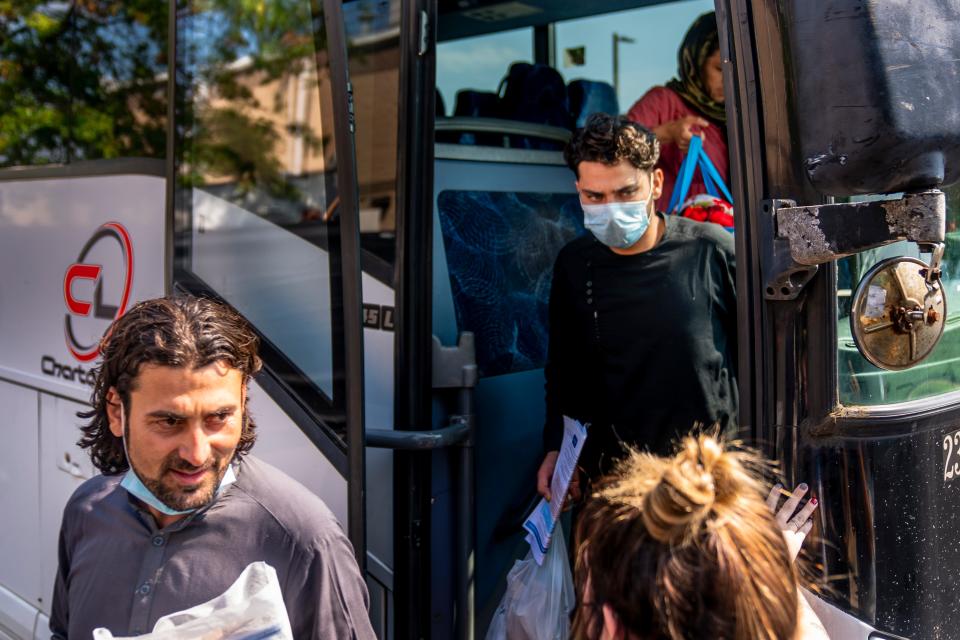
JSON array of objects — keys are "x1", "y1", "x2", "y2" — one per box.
[{"x1": 850, "y1": 253, "x2": 946, "y2": 370}]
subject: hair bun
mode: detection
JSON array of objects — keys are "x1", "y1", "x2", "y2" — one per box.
[{"x1": 641, "y1": 435, "x2": 723, "y2": 545}]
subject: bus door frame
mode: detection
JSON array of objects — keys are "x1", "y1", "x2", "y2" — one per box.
[
  {"x1": 392, "y1": 0, "x2": 440, "y2": 636},
  {"x1": 164, "y1": 0, "x2": 368, "y2": 567},
  {"x1": 717, "y1": 0, "x2": 835, "y2": 463},
  {"x1": 386, "y1": 0, "x2": 481, "y2": 635}
]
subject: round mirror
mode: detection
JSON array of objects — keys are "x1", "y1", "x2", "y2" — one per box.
[{"x1": 851, "y1": 256, "x2": 946, "y2": 371}]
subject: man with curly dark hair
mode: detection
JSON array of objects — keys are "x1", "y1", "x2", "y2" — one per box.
[
  {"x1": 50, "y1": 295, "x2": 375, "y2": 640},
  {"x1": 536, "y1": 112, "x2": 738, "y2": 504}
]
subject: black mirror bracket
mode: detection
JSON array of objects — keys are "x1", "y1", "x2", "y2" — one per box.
[
  {"x1": 759, "y1": 199, "x2": 819, "y2": 301},
  {"x1": 761, "y1": 190, "x2": 946, "y2": 301}
]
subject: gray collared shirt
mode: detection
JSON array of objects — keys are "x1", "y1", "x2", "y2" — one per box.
[{"x1": 50, "y1": 455, "x2": 375, "y2": 640}]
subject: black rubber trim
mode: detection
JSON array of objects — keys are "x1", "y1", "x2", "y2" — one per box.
[
  {"x1": 255, "y1": 366, "x2": 349, "y2": 477},
  {"x1": 718, "y1": 0, "x2": 762, "y2": 444},
  {"x1": 393, "y1": 0, "x2": 436, "y2": 635},
  {"x1": 323, "y1": 0, "x2": 368, "y2": 569},
  {"x1": 361, "y1": 248, "x2": 394, "y2": 288},
  {"x1": 164, "y1": 0, "x2": 176, "y2": 296},
  {"x1": 0, "y1": 158, "x2": 165, "y2": 181}
]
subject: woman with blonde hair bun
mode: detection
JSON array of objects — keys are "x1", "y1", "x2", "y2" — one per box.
[{"x1": 572, "y1": 434, "x2": 827, "y2": 640}]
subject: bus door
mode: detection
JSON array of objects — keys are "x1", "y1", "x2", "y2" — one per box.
[
  {"x1": 170, "y1": 0, "x2": 373, "y2": 629},
  {"x1": 722, "y1": 1, "x2": 960, "y2": 637}
]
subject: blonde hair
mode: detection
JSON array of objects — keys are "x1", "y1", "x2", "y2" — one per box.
[{"x1": 572, "y1": 435, "x2": 799, "y2": 640}]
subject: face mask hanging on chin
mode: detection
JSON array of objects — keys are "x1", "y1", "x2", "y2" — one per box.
[
  {"x1": 581, "y1": 175, "x2": 656, "y2": 249},
  {"x1": 118, "y1": 403, "x2": 236, "y2": 517}
]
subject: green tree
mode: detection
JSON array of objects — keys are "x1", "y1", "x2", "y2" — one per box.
[
  {"x1": 178, "y1": 0, "x2": 330, "y2": 200},
  {"x1": 0, "y1": 1, "x2": 168, "y2": 166}
]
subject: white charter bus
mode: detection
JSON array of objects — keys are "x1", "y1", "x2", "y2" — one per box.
[{"x1": 3, "y1": 1, "x2": 960, "y2": 638}]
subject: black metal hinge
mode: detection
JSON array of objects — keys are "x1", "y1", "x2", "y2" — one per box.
[{"x1": 761, "y1": 190, "x2": 945, "y2": 300}]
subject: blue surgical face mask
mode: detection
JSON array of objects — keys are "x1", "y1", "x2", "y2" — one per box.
[
  {"x1": 581, "y1": 177, "x2": 655, "y2": 249},
  {"x1": 118, "y1": 403, "x2": 236, "y2": 517}
]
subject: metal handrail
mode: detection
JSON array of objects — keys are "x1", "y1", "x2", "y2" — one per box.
[
  {"x1": 365, "y1": 420, "x2": 471, "y2": 450},
  {"x1": 369, "y1": 333, "x2": 477, "y2": 638}
]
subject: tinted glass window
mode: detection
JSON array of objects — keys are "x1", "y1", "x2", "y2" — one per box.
[
  {"x1": 0, "y1": 3, "x2": 72, "y2": 166},
  {"x1": 344, "y1": 0, "x2": 400, "y2": 271},
  {"x1": 68, "y1": 1, "x2": 167, "y2": 162},
  {"x1": 0, "y1": 2, "x2": 167, "y2": 168},
  {"x1": 436, "y1": 27, "x2": 533, "y2": 117},
  {"x1": 838, "y1": 189, "x2": 960, "y2": 405},
  {"x1": 553, "y1": 0, "x2": 713, "y2": 112},
  {"x1": 175, "y1": 0, "x2": 348, "y2": 445}
]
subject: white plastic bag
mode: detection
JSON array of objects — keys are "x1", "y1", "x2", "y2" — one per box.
[
  {"x1": 93, "y1": 561, "x2": 293, "y2": 640},
  {"x1": 485, "y1": 527, "x2": 575, "y2": 640}
]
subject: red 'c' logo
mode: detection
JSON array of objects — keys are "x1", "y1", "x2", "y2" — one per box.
[{"x1": 63, "y1": 222, "x2": 134, "y2": 361}]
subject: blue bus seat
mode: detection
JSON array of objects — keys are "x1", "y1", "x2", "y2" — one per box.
[
  {"x1": 568, "y1": 79, "x2": 619, "y2": 128},
  {"x1": 454, "y1": 90, "x2": 500, "y2": 118},
  {"x1": 450, "y1": 91, "x2": 502, "y2": 145},
  {"x1": 497, "y1": 62, "x2": 572, "y2": 149}
]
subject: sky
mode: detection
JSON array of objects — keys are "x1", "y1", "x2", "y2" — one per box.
[{"x1": 436, "y1": 0, "x2": 714, "y2": 116}]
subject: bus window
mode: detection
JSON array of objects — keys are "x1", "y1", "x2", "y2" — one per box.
[
  {"x1": 436, "y1": 27, "x2": 534, "y2": 117},
  {"x1": 553, "y1": 0, "x2": 713, "y2": 112},
  {"x1": 0, "y1": 4, "x2": 72, "y2": 166},
  {"x1": 68, "y1": 2, "x2": 168, "y2": 163},
  {"x1": 838, "y1": 190, "x2": 960, "y2": 405},
  {"x1": 174, "y1": 0, "x2": 349, "y2": 444},
  {"x1": 344, "y1": 0, "x2": 401, "y2": 271},
  {"x1": 0, "y1": 2, "x2": 167, "y2": 168}
]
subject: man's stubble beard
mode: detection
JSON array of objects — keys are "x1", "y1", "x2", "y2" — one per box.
[
  {"x1": 125, "y1": 420, "x2": 241, "y2": 512},
  {"x1": 143, "y1": 452, "x2": 230, "y2": 511}
]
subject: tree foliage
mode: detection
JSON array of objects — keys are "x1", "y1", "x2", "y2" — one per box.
[
  {"x1": 1, "y1": 0, "x2": 328, "y2": 206},
  {"x1": 0, "y1": 1, "x2": 168, "y2": 166},
  {"x1": 178, "y1": 0, "x2": 330, "y2": 199}
]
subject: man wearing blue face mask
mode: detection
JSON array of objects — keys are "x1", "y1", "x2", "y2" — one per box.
[
  {"x1": 536, "y1": 113, "x2": 738, "y2": 503},
  {"x1": 50, "y1": 295, "x2": 375, "y2": 640}
]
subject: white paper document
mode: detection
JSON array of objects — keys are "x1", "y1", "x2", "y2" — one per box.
[{"x1": 523, "y1": 416, "x2": 588, "y2": 565}]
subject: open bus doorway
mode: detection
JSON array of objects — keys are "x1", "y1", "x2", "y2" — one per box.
[{"x1": 430, "y1": 0, "x2": 727, "y2": 634}]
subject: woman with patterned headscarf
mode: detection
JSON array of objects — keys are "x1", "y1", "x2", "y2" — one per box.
[{"x1": 626, "y1": 11, "x2": 727, "y2": 213}]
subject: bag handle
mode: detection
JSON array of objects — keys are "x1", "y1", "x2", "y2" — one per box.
[
  {"x1": 667, "y1": 134, "x2": 703, "y2": 214},
  {"x1": 697, "y1": 147, "x2": 734, "y2": 204},
  {"x1": 667, "y1": 135, "x2": 735, "y2": 212}
]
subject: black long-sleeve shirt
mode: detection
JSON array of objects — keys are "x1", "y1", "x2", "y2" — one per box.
[{"x1": 543, "y1": 214, "x2": 738, "y2": 476}]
